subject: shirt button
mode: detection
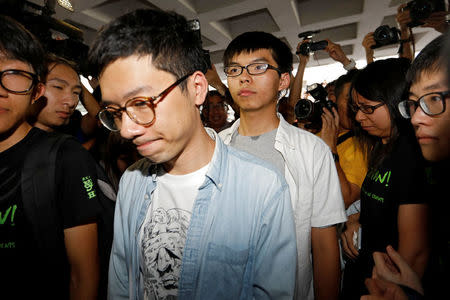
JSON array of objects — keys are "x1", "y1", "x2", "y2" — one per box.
[
  {"x1": 144, "y1": 194, "x2": 149, "y2": 199},
  {"x1": 218, "y1": 183, "x2": 222, "y2": 188}
]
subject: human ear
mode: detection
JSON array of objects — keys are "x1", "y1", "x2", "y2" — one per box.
[
  {"x1": 31, "y1": 83, "x2": 45, "y2": 104},
  {"x1": 278, "y1": 72, "x2": 290, "y2": 91},
  {"x1": 191, "y1": 71, "x2": 209, "y2": 106}
]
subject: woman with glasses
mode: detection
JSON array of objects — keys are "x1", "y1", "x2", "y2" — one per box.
[{"x1": 340, "y1": 58, "x2": 429, "y2": 300}]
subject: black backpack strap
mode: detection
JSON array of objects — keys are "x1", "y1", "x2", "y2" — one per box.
[
  {"x1": 337, "y1": 131, "x2": 354, "y2": 146},
  {"x1": 21, "y1": 133, "x2": 71, "y2": 251}
]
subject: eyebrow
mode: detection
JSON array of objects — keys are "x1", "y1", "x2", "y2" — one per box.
[
  {"x1": 102, "y1": 85, "x2": 156, "y2": 105},
  {"x1": 47, "y1": 77, "x2": 82, "y2": 90},
  {"x1": 229, "y1": 57, "x2": 270, "y2": 65},
  {"x1": 122, "y1": 85, "x2": 155, "y2": 100},
  {"x1": 409, "y1": 82, "x2": 444, "y2": 97}
]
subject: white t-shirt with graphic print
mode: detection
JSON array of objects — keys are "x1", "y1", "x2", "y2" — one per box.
[{"x1": 140, "y1": 164, "x2": 209, "y2": 300}]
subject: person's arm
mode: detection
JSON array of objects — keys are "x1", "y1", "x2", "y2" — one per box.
[
  {"x1": 324, "y1": 39, "x2": 355, "y2": 70},
  {"x1": 320, "y1": 107, "x2": 361, "y2": 207},
  {"x1": 64, "y1": 223, "x2": 99, "y2": 300},
  {"x1": 396, "y1": 204, "x2": 429, "y2": 278},
  {"x1": 311, "y1": 226, "x2": 340, "y2": 300},
  {"x1": 108, "y1": 181, "x2": 132, "y2": 300},
  {"x1": 397, "y1": 4, "x2": 414, "y2": 61},
  {"x1": 79, "y1": 81, "x2": 101, "y2": 137},
  {"x1": 288, "y1": 40, "x2": 310, "y2": 114},
  {"x1": 253, "y1": 178, "x2": 297, "y2": 299},
  {"x1": 362, "y1": 32, "x2": 375, "y2": 64}
]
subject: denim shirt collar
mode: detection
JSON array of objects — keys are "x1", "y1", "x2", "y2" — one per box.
[{"x1": 145, "y1": 128, "x2": 226, "y2": 191}]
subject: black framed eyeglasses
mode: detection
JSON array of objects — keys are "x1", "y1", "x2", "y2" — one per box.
[
  {"x1": 0, "y1": 69, "x2": 38, "y2": 94},
  {"x1": 398, "y1": 90, "x2": 449, "y2": 119},
  {"x1": 350, "y1": 102, "x2": 385, "y2": 114},
  {"x1": 98, "y1": 72, "x2": 193, "y2": 131},
  {"x1": 224, "y1": 63, "x2": 281, "y2": 77}
]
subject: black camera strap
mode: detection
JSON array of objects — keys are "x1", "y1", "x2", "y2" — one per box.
[
  {"x1": 337, "y1": 131, "x2": 354, "y2": 146},
  {"x1": 398, "y1": 28, "x2": 415, "y2": 55}
]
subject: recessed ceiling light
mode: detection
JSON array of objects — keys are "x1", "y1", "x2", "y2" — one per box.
[{"x1": 57, "y1": 0, "x2": 74, "y2": 12}]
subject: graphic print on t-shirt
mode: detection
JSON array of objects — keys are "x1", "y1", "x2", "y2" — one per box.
[
  {"x1": 361, "y1": 168, "x2": 392, "y2": 203},
  {"x1": 141, "y1": 207, "x2": 191, "y2": 299}
]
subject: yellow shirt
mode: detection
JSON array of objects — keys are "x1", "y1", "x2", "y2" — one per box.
[{"x1": 337, "y1": 131, "x2": 367, "y2": 188}]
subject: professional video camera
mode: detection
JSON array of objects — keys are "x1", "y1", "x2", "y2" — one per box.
[
  {"x1": 402, "y1": 0, "x2": 447, "y2": 27},
  {"x1": 296, "y1": 30, "x2": 328, "y2": 56},
  {"x1": 1, "y1": 0, "x2": 90, "y2": 75},
  {"x1": 187, "y1": 19, "x2": 211, "y2": 72},
  {"x1": 371, "y1": 25, "x2": 401, "y2": 49},
  {"x1": 294, "y1": 83, "x2": 337, "y2": 131}
]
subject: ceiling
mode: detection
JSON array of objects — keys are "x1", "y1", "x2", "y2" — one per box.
[{"x1": 18, "y1": 0, "x2": 443, "y2": 79}]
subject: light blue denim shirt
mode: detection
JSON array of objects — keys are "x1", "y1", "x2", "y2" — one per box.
[{"x1": 108, "y1": 129, "x2": 297, "y2": 300}]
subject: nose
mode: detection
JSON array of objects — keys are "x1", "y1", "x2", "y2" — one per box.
[
  {"x1": 62, "y1": 91, "x2": 79, "y2": 109},
  {"x1": 0, "y1": 81, "x2": 8, "y2": 97},
  {"x1": 239, "y1": 67, "x2": 252, "y2": 84},
  {"x1": 119, "y1": 111, "x2": 144, "y2": 140},
  {"x1": 355, "y1": 109, "x2": 366, "y2": 123},
  {"x1": 411, "y1": 105, "x2": 428, "y2": 128}
]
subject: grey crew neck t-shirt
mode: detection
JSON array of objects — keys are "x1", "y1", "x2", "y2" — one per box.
[{"x1": 230, "y1": 128, "x2": 285, "y2": 173}]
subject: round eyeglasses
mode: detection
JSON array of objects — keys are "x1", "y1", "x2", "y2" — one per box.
[
  {"x1": 350, "y1": 102, "x2": 385, "y2": 114},
  {"x1": 398, "y1": 91, "x2": 449, "y2": 119},
  {"x1": 224, "y1": 63, "x2": 281, "y2": 77},
  {"x1": 0, "y1": 69, "x2": 38, "y2": 94},
  {"x1": 98, "y1": 73, "x2": 193, "y2": 131}
]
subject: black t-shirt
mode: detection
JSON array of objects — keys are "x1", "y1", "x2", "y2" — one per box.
[
  {"x1": 0, "y1": 127, "x2": 101, "y2": 299},
  {"x1": 360, "y1": 134, "x2": 426, "y2": 255},
  {"x1": 342, "y1": 135, "x2": 427, "y2": 300}
]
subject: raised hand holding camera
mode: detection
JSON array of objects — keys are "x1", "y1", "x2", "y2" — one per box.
[
  {"x1": 296, "y1": 30, "x2": 328, "y2": 56},
  {"x1": 294, "y1": 83, "x2": 337, "y2": 131}
]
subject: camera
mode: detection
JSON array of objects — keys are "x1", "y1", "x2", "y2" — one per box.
[
  {"x1": 2, "y1": 0, "x2": 90, "y2": 76},
  {"x1": 297, "y1": 40, "x2": 329, "y2": 56},
  {"x1": 296, "y1": 30, "x2": 328, "y2": 56},
  {"x1": 187, "y1": 19, "x2": 211, "y2": 72},
  {"x1": 403, "y1": 0, "x2": 447, "y2": 27},
  {"x1": 294, "y1": 83, "x2": 337, "y2": 131},
  {"x1": 371, "y1": 25, "x2": 400, "y2": 49}
]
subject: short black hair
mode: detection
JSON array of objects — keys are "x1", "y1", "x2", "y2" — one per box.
[
  {"x1": 406, "y1": 35, "x2": 445, "y2": 86},
  {"x1": 0, "y1": 15, "x2": 46, "y2": 81},
  {"x1": 223, "y1": 31, "x2": 293, "y2": 74},
  {"x1": 334, "y1": 69, "x2": 359, "y2": 99},
  {"x1": 45, "y1": 53, "x2": 79, "y2": 79},
  {"x1": 88, "y1": 9, "x2": 208, "y2": 90}
]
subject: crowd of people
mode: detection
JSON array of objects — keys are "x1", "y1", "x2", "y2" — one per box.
[{"x1": 0, "y1": 2, "x2": 448, "y2": 300}]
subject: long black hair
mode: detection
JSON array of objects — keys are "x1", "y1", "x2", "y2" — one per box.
[{"x1": 349, "y1": 58, "x2": 412, "y2": 168}]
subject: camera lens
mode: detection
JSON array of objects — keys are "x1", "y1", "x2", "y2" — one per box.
[{"x1": 295, "y1": 99, "x2": 314, "y2": 120}]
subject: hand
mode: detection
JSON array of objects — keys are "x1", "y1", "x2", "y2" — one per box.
[
  {"x1": 325, "y1": 39, "x2": 350, "y2": 65},
  {"x1": 421, "y1": 11, "x2": 449, "y2": 33},
  {"x1": 362, "y1": 32, "x2": 376, "y2": 51},
  {"x1": 396, "y1": 3, "x2": 412, "y2": 31},
  {"x1": 320, "y1": 107, "x2": 339, "y2": 153},
  {"x1": 340, "y1": 214, "x2": 360, "y2": 260},
  {"x1": 361, "y1": 278, "x2": 409, "y2": 300},
  {"x1": 372, "y1": 245, "x2": 424, "y2": 295},
  {"x1": 297, "y1": 120, "x2": 320, "y2": 134},
  {"x1": 296, "y1": 40, "x2": 310, "y2": 66}
]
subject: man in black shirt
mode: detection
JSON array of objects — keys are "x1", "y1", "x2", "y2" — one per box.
[{"x1": 0, "y1": 16, "x2": 100, "y2": 299}]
